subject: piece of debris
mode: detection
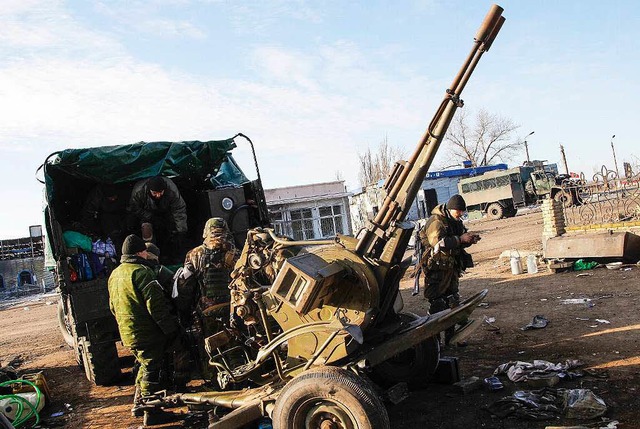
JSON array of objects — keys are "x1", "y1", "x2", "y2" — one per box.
[
  {"x1": 494, "y1": 359, "x2": 583, "y2": 384},
  {"x1": 486, "y1": 388, "x2": 607, "y2": 421},
  {"x1": 574, "y1": 259, "x2": 598, "y2": 271},
  {"x1": 564, "y1": 389, "x2": 608, "y2": 419},
  {"x1": 453, "y1": 376, "x2": 482, "y2": 394},
  {"x1": 576, "y1": 317, "x2": 590, "y2": 321},
  {"x1": 521, "y1": 315, "x2": 549, "y2": 331},
  {"x1": 483, "y1": 376, "x2": 504, "y2": 391},
  {"x1": 23, "y1": 306, "x2": 30, "y2": 311},
  {"x1": 561, "y1": 298, "x2": 593, "y2": 305},
  {"x1": 478, "y1": 302, "x2": 490, "y2": 308},
  {"x1": 384, "y1": 382, "x2": 409, "y2": 405},
  {"x1": 576, "y1": 273, "x2": 593, "y2": 277},
  {"x1": 483, "y1": 315, "x2": 500, "y2": 331},
  {"x1": 594, "y1": 319, "x2": 611, "y2": 324},
  {"x1": 51, "y1": 412, "x2": 64, "y2": 417}
]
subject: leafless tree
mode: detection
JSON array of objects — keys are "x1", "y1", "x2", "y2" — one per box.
[
  {"x1": 443, "y1": 108, "x2": 523, "y2": 167},
  {"x1": 358, "y1": 136, "x2": 405, "y2": 187}
]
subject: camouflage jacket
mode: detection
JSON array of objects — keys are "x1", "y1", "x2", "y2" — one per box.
[
  {"x1": 419, "y1": 204, "x2": 467, "y2": 272},
  {"x1": 108, "y1": 255, "x2": 180, "y2": 347},
  {"x1": 177, "y1": 237, "x2": 238, "y2": 315}
]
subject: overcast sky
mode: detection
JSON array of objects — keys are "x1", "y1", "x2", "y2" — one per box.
[{"x1": 1, "y1": 0, "x2": 638, "y2": 238}]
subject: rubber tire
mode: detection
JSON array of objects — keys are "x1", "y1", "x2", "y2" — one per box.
[
  {"x1": 79, "y1": 337, "x2": 122, "y2": 386},
  {"x1": 554, "y1": 190, "x2": 575, "y2": 206},
  {"x1": 369, "y1": 313, "x2": 440, "y2": 389},
  {"x1": 272, "y1": 367, "x2": 390, "y2": 429},
  {"x1": 57, "y1": 300, "x2": 75, "y2": 347},
  {"x1": 486, "y1": 203, "x2": 504, "y2": 220}
]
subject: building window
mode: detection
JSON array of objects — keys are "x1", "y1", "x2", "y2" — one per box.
[
  {"x1": 290, "y1": 208, "x2": 314, "y2": 240},
  {"x1": 319, "y1": 205, "x2": 345, "y2": 237},
  {"x1": 268, "y1": 201, "x2": 348, "y2": 240}
]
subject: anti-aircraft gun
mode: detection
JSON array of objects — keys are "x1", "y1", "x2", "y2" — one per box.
[{"x1": 145, "y1": 5, "x2": 505, "y2": 428}]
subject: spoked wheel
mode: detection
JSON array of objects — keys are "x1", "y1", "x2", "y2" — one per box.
[{"x1": 272, "y1": 367, "x2": 390, "y2": 429}]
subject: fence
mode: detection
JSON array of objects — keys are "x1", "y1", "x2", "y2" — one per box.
[{"x1": 559, "y1": 165, "x2": 640, "y2": 229}]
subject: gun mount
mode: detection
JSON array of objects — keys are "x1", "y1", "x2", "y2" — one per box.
[{"x1": 149, "y1": 5, "x2": 505, "y2": 428}]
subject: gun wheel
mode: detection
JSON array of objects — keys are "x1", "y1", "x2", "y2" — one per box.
[
  {"x1": 272, "y1": 366, "x2": 389, "y2": 429},
  {"x1": 553, "y1": 190, "x2": 575, "y2": 206}
]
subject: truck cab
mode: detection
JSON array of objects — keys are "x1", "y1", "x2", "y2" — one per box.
[{"x1": 41, "y1": 136, "x2": 270, "y2": 385}]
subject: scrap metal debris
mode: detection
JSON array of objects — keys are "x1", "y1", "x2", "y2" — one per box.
[
  {"x1": 486, "y1": 388, "x2": 607, "y2": 421},
  {"x1": 521, "y1": 315, "x2": 549, "y2": 331}
]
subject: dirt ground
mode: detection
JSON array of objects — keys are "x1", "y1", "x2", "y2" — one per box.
[{"x1": 2, "y1": 210, "x2": 640, "y2": 429}]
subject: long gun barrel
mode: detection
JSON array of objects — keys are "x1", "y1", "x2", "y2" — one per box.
[{"x1": 355, "y1": 4, "x2": 505, "y2": 258}]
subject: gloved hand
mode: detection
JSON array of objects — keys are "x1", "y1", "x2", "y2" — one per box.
[{"x1": 460, "y1": 232, "x2": 481, "y2": 246}]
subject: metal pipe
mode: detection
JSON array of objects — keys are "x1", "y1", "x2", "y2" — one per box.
[{"x1": 256, "y1": 295, "x2": 286, "y2": 381}]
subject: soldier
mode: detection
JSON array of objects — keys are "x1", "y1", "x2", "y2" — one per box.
[
  {"x1": 145, "y1": 242, "x2": 175, "y2": 296},
  {"x1": 419, "y1": 194, "x2": 480, "y2": 345},
  {"x1": 79, "y1": 183, "x2": 128, "y2": 254},
  {"x1": 175, "y1": 218, "x2": 238, "y2": 381},
  {"x1": 107, "y1": 234, "x2": 182, "y2": 420},
  {"x1": 128, "y1": 176, "x2": 188, "y2": 263}
]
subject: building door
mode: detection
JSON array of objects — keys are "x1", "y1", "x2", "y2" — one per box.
[
  {"x1": 18, "y1": 270, "x2": 34, "y2": 287},
  {"x1": 423, "y1": 189, "x2": 438, "y2": 217}
]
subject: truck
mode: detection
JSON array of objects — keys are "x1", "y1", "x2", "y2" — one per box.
[
  {"x1": 41, "y1": 135, "x2": 270, "y2": 385},
  {"x1": 135, "y1": 5, "x2": 504, "y2": 428},
  {"x1": 458, "y1": 165, "x2": 574, "y2": 220}
]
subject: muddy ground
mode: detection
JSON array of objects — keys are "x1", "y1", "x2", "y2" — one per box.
[{"x1": 2, "y1": 210, "x2": 639, "y2": 429}]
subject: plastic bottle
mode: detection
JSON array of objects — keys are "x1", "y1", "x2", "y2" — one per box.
[
  {"x1": 510, "y1": 250, "x2": 523, "y2": 275},
  {"x1": 526, "y1": 254, "x2": 538, "y2": 274}
]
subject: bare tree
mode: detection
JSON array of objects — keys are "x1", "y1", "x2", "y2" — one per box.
[
  {"x1": 358, "y1": 136, "x2": 405, "y2": 187},
  {"x1": 444, "y1": 108, "x2": 523, "y2": 167}
]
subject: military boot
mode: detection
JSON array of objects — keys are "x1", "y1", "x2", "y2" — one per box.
[{"x1": 131, "y1": 386, "x2": 144, "y2": 417}]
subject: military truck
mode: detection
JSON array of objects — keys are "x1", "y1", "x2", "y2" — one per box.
[
  {"x1": 458, "y1": 165, "x2": 571, "y2": 220},
  {"x1": 41, "y1": 135, "x2": 270, "y2": 385}
]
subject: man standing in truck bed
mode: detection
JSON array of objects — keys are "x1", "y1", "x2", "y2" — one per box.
[
  {"x1": 419, "y1": 194, "x2": 480, "y2": 345},
  {"x1": 128, "y1": 175, "x2": 188, "y2": 262}
]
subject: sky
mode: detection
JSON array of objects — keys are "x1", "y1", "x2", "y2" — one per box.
[{"x1": 1, "y1": 0, "x2": 639, "y2": 238}]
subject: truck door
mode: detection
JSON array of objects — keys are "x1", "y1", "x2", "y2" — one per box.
[{"x1": 511, "y1": 179, "x2": 526, "y2": 206}]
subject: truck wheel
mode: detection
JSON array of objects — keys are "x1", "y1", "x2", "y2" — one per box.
[
  {"x1": 369, "y1": 313, "x2": 439, "y2": 389},
  {"x1": 554, "y1": 191, "x2": 574, "y2": 206},
  {"x1": 79, "y1": 337, "x2": 122, "y2": 386},
  {"x1": 486, "y1": 203, "x2": 504, "y2": 220},
  {"x1": 57, "y1": 300, "x2": 74, "y2": 347},
  {"x1": 272, "y1": 367, "x2": 390, "y2": 429}
]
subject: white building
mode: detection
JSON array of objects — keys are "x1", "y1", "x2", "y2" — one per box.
[{"x1": 265, "y1": 181, "x2": 352, "y2": 240}]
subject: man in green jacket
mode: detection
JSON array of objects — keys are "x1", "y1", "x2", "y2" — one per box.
[
  {"x1": 108, "y1": 234, "x2": 181, "y2": 417},
  {"x1": 419, "y1": 195, "x2": 480, "y2": 345}
]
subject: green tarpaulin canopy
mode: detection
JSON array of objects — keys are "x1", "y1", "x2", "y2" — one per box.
[{"x1": 43, "y1": 139, "x2": 249, "y2": 191}]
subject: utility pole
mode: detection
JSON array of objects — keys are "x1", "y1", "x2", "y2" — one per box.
[
  {"x1": 560, "y1": 144, "x2": 569, "y2": 175},
  {"x1": 610, "y1": 134, "x2": 619, "y2": 178},
  {"x1": 524, "y1": 131, "x2": 535, "y2": 164}
]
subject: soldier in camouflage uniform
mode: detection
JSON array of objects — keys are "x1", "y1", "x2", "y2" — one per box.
[
  {"x1": 419, "y1": 195, "x2": 480, "y2": 345},
  {"x1": 108, "y1": 235, "x2": 182, "y2": 417},
  {"x1": 175, "y1": 218, "x2": 239, "y2": 381}
]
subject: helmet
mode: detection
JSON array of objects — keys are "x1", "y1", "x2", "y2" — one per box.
[{"x1": 203, "y1": 217, "x2": 228, "y2": 238}]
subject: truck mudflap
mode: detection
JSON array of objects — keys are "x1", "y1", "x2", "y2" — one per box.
[{"x1": 353, "y1": 288, "x2": 489, "y2": 369}]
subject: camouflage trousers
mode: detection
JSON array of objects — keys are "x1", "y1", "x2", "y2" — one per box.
[
  {"x1": 131, "y1": 343, "x2": 165, "y2": 397},
  {"x1": 131, "y1": 338, "x2": 190, "y2": 397},
  {"x1": 423, "y1": 269, "x2": 459, "y2": 302}
]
